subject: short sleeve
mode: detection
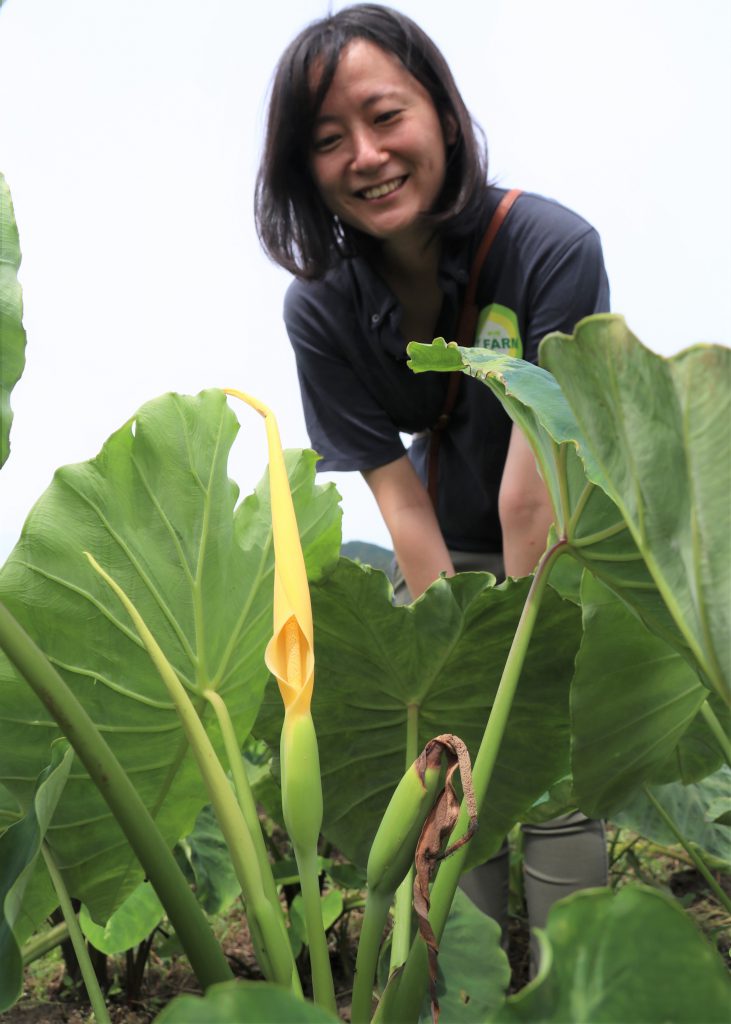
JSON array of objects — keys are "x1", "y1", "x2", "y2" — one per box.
[
  {"x1": 524, "y1": 227, "x2": 610, "y2": 363},
  {"x1": 283, "y1": 280, "x2": 407, "y2": 472}
]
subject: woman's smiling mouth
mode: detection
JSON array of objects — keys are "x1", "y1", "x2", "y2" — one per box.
[{"x1": 358, "y1": 175, "x2": 407, "y2": 200}]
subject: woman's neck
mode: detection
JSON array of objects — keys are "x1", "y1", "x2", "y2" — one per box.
[
  {"x1": 380, "y1": 228, "x2": 441, "y2": 286},
  {"x1": 378, "y1": 231, "x2": 444, "y2": 344}
]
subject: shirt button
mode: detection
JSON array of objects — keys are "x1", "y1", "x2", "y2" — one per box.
[{"x1": 371, "y1": 313, "x2": 380, "y2": 325}]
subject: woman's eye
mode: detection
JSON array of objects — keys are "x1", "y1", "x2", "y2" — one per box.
[
  {"x1": 375, "y1": 109, "x2": 403, "y2": 125},
  {"x1": 313, "y1": 134, "x2": 341, "y2": 153}
]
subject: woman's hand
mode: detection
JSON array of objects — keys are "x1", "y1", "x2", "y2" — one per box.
[
  {"x1": 362, "y1": 455, "x2": 455, "y2": 599},
  {"x1": 498, "y1": 425, "x2": 555, "y2": 578}
]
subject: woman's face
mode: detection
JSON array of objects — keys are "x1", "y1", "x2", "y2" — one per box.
[{"x1": 309, "y1": 39, "x2": 453, "y2": 250}]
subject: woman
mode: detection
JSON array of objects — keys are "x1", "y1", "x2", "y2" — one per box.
[{"x1": 256, "y1": 3, "x2": 608, "y2": 963}]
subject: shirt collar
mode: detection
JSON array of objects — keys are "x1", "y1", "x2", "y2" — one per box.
[{"x1": 346, "y1": 193, "x2": 498, "y2": 356}]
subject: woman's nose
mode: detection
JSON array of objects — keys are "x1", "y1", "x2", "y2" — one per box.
[{"x1": 350, "y1": 129, "x2": 387, "y2": 172}]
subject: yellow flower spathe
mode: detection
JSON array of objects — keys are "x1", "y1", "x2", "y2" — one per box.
[{"x1": 224, "y1": 389, "x2": 313, "y2": 720}]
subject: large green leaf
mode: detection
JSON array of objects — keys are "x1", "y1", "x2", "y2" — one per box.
[
  {"x1": 540, "y1": 316, "x2": 730, "y2": 704},
  {"x1": 571, "y1": 574, "x2": 727, "y2": 817},
  {"x1": 80, "y1": 880, "x2": 164, "y2": 955},
  {"x1": 492, "y1": 885, "x2": 731, "y2": 1023},
  {"x1": 610, "y1": 768, "x2": 731, "y2": 867},
  {"x1": 0, "y1": 742, "x2": 73, "y2": 1012},
  {"x1": 407, "y1": 333, "x2": 724, "y2": 701},
  {"x1": 256, "y1": 559, "x2": 580, "y2": 870},
  {"x1": 0, "y1": 391, "x2": 341, "y2": 920},
  {"x1": 0, "y1": 173, "x2": 27, "y2": 470},
  {"x1": 154, "y1": 980, "x2": 340, "y2": 1023}
]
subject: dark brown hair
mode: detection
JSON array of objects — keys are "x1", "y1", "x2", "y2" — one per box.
[{"x1": 255, "y1": 3, "x2": 488, "y2": 279}]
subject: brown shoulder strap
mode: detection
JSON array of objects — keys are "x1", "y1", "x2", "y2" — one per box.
[{"x1": 427, "y1": 188, "x2": 523, "y2": 506}]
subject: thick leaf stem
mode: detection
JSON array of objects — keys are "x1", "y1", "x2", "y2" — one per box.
[
  {"x1": 642, "y1": 785, "x2": 731, "y2": 914},
  {"x1": 203, "y1": 690, "x2": 304, "y2": 997},
  {"x1": 352, "y1": 706, "x2": 421, "y2": 1022},
  {"x1": 0, "y1": 601, "x2": 232, "y2": 989},
  {"x1": 389, "y1": 702, "x2": 420, "y2": 973},
  {"x1": 351, "y1": 890, "x2": 393, "y2": 1024},
  {"x1": 41, "y1": 844, "x2": 111, "y2": 1024},
  {"x1": 202, "y1": 692, "x2": 292, "y2": 920},
  {"x1": 295, "y1": 842, "x2": 338, "y2": 1015},
  {"x1": 379, "y1": 540, "x2": 567, "y2": 1023},
  {"x1": 21, "y1": 922, "x2": 69, "y2": 965},
  {"x1": 699, "y1": 701, "x2": 731, "y2": 768},
  {"x1": 84, "y1": 556, "x2": 296, "y2": 990}
]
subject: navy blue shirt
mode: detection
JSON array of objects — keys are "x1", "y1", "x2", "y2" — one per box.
[{"x1": 284, "y1": 188, "x2": 610, "y2": 552}]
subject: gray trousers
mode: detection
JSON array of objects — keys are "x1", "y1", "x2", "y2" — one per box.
[{"x1": 391, "y1": 550, "x2": 608, "y2": 968}]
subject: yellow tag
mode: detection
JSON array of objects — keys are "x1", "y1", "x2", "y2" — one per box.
[{"x1": 474, "y1": 303, "x2": 522, "y2": 358}]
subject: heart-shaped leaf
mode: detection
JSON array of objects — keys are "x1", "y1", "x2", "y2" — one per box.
[
  {"x1": 408, "y1": 328, "x2": 729, "y2": 706},
  {"x1": 256, "y1": 559, "x2": 580, "y2": 871},
  {"x1": 0, "y1": 391, "x2": 341, "y2": 920},
  {"x1": 540, "y1": 316, "x2": 730, "y2": 704}
]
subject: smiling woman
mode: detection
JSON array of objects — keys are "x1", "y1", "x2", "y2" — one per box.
[
  {"x1": 255, "y1": 0, "x2": 609, "y2": 976},
  {"x1": 309, "y1": 40, "x2": 451, "y2": 249}
]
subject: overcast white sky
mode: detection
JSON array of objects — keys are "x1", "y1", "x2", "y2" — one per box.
[{"x1": 1, "y1": 0, "x2": 730, "y2": 560}]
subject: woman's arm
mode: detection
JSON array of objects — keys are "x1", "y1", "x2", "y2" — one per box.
[
  {"x1": 498, "y1": 425, "x2": 555, "y2": 578},
  {"x1": 362, "y1": 455, "x2": 455, "y2": 599}
]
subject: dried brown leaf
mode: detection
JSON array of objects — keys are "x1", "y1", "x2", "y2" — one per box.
[{"x1": 412, "y1": 734, "x2": 478, "y2": 1024}]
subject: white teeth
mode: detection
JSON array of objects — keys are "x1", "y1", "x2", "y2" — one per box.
[{"x1": 361, "y1": 177, "x2": 404, "y2": 200}]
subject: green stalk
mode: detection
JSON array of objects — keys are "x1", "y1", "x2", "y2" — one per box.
[
  {"x1": 203, "y1": 691, "x2": 288, "y2": 916},
  {"x1": 389, "y1": 702, "x2": 420, "y2": 973},
  {"x1": 390, "y1": 873, "x2": 415, "y2": 968},
  {"x1": 351, "y1": 890, "x2": 393, "y2": 1024},
  {"x1": 642, "y1": 785, "x2": 731, "y2": 914},
  {"x1": 352, "y1": 706, "x2": 421, "y2": 1024},
  {"x1": 85, "y1": 555, "x2": 296, "y2": 990},
  {"x1": 700, "y1": 701, "x2": 731, "y2": 768},
  {"x1": 281, "y1": 713, "x2": 337, "y2": 1014},
  {"x1": 0, "y1": 600, "x2": 231, "y2": 989},
  {"x1": 41, "y1": 844, "x2": 111, "y2": 1024},
  {"x1": 204, "y1": 688, "x2": 303, "y2": 997},
  {"x1": 297, "y1": 842, "x2": 339, "y2": 1015},
  {"x1": 22, "y1": 921, "x2": 69, "y2": 965},
  {"x1": 379, "y1": 541, "x2": 567, "y2": 1024}
]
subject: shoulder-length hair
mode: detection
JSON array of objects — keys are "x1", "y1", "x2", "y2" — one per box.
[{"x1": 255, "y1": 3, "x2": 488, "y2": 279}]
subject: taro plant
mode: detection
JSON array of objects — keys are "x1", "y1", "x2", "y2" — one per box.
[
  {"x1": 0, "y1": 162, "x2": 729, "y2": 1022},
  {"x1": 0, "y1": 171, "x2": 27, "y2": 469}
]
